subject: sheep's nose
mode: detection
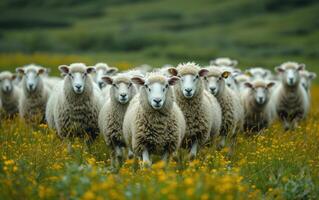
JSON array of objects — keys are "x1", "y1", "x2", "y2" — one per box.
[
  {"x1": 153, "y1": 98, "x2": 162, "y2": 104},
  {"x1": 120, "y1": 93, "x2": 127, "y2": 98},
  {"x1": 75, "y1": 85, "x2": 82, "y2": 90},
  {"x1": 185, "y1": 88, "x2": 192, "y2": 93},
  {"x1": 29, "y1": 84, "x2": 34, "y2": 89},
  {"x1": 210, "y1": 87, "x2": 216, "y2": 93}
]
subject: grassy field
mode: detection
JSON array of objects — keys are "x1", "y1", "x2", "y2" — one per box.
[
  {"x1": 0, "y1": 86, "x2": 318, "y2": 199},
  {"x1": 0, "y1": 0, "x2": 319, "y2": 77}
]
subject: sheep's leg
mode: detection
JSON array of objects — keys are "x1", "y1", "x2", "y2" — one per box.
[
  {"x1": 189, "y1": 141, "x2": 198, "y2": 160},
  {"x1": 115, "y1": 146, "x2": 123, "y2": 166},
  {"x1": 283, "y1": 120, "x2": 291, "y2": 131},
  {"x1": 217, "y1": 135, "x2": 226, "y2": 150},
  {"x1": 142, "y1": 149, "x2": 151, "y2": 167},
  {"x1": 162, "y1": 152, "x2": 169, "y2": 163},
  {"x1": 128, "y1": 149, "x2": 134, "y2": 159}
]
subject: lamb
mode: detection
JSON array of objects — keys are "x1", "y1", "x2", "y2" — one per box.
[
  {"x1": 271, "y1": 62, "x2": 310, "y2": 130},
  {"x1": 245, "y1": 67, "x2": 274, "y2": 81},
  {"x1": 300, "y1": 70, "x2": 316, "y2": 95},
  {"x1": 0, "y1": 71, "x2": 21, "y2": 118},
  {"x1": 98, "y1": 73, "x2": 137, "y2": 166},
  {"x1": 46, "y1": 63, "x2": 101, "y2": 140},
  {"x1": 123, "y1": 72, "x2": 185, "y2": 166},
  {"x1": 16, "y1": 64, "x2": 50, "y2": 122},
  {"x1": 168, "y1": 62, "x2": 222, "y2": 159},
  {"x1": 210, "y1": 57, "x2": 238, "y2": 67},
  {"x1": 242, "y1": 80, "x2": 276, "y2": 133},
  {"x1": 93, "y1": 63, "x2": 118, "y2": 89},
  {"x1": 203, "y1": 66, "x2": 244, "y2": 149}
]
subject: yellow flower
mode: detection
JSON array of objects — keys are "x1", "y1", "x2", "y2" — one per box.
[{"x1": 82, "y1": 191, "x2": 95, "y2": 200}]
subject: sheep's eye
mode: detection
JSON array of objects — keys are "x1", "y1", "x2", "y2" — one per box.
[
  {"x1": 165, "y1": 84, "x2": 169, "y2": 88},
  {"x1": 128, "y1": 83, "x2": 132, "y2": 87},
  {"x1": 69, "y1": 73, "x2": 73, "y2": 78},
  {"x1": 145, "y1": 85, "x2": 148, "y2": 88},
  {"x1": 113, "y1": 84, "x2": 118, "y2": 89},
  {"x1": 83, "y1": 73, "x2": 87, "y2": 77},
  {"x1": 204, "y1": 77, "x2": 207, "y2": 81}
]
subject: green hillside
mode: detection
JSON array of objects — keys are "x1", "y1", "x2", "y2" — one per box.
[{"x1": 0, "y1": 0, "x2": 318, "y2": 75}]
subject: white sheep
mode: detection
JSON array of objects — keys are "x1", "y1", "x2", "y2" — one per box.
[
  {"x1": 46, "y1": 63, "x2": 101, "y2": 140},
  {"x1": 300, "y1": 70, "x2": 316, "y2": 96},
  {"x1": 123, "y1": 72, "x2": 185, "y2": 166},
  {"x1": 242, "y1": 80, "x2": 276, "y2": 133},
  {"x1": 16, "y1": 64, "x2": 50, "y2": 122},
  {"x1": 98, "y1": 73, "x2": 137, "y2": 166},
  {"x1": 233, "y1": 73, "x2": 251, "y2": 93},
  {"x1": 210, "y1": 57, "x2": 238, "y2": 67},
  {"x1": 245, "y1": 67, "x2": 274, "y2": 81},
  {"x1": 168, "y1": 62, "x2": 222, "y2": 159},
  {"x1": 93, "y1": 63, "x2": 118, "y2": 89},
  {"x1": 271, "y1": 62, "x2": 310, "y2": 130},
  {"x1": 203, "y1": 66, "x2": 244, "y2": 149},
  {"x1": 0, "y1": 71, "x2": 21, "y2": 118}
]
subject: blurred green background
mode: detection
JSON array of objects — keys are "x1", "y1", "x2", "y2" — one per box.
[{"x1": 0, "y1": 0, "x2": 318, "y2": 76}]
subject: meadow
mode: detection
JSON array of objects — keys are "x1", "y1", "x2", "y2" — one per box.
[{"x1": 0, "y1": 86, "x2": 318, "y2": 199}]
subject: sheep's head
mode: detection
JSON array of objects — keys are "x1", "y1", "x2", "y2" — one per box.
[
  {"x1": 102, "y1": 74, "x2": 134, "y2": 104},
  {"x1": 244, "y1": 81, "x2": 275, "y2": 106},
  {"x1": 210, "y1": 57, "x2": 238, "y2": 67},
  {"x1": 0, "y1": 71, "x2": 16, "y2": 94},
  {"x1": 300, "y1": 71, "x2": 316, "y2": 92},
  {"x1": 59, "y1": 63, "x2": 95, "y2": 94},
  {"x1": 168, "y1": 62, "x2": 208, "y2": 99},
  {"x1": 132, "y1": 73, "x2": 179, "y2": 110},
  {"x1": 245, "y1": 67, "x2": 272, "y2": 80},
  {"x1": 203, "y1": 67, "x2": 231, "y2": 96},
  {"x1": 275, "y1": 62, "x2": 305, "y2": 87},
  {"x1": 93, "y1": 63, "x2": 118, "y2": 89},
  {"x1": 16, "y1": 65, "x2": 47, "y2": 92}
]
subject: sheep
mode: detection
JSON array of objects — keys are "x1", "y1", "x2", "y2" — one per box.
[
  {"x1": 210, "y1": 57, "x2": 238, "y2": 67},
  {"x1": 168, "y1": 62, "x2": 221, "y2": 159},
  {"x1": 242, "y1": 80, "x2": 276, "y2": 133},
  {"x1": 0, "y1": 71, "x2": 21, "y2": 118},
  {"x1": 233, "y1": 73, "x2": 251, "y2": 93},
  {"x1": 123, "y1": 72, "x2": 185, "y2": 166},
  {"x1": 93, "y1": 63, "x2": 118, "y2": 89},
  {"x1": 16, "y1": 64, "x2": 50, "y2": 122},
  {"x1": 271, "y1": 62, "x2": 310, "y2": 130},
  {"x1": 46, "y1": 63, "x2": 101, "y2": 141},
  {"x1": 300, "y1": 70, "x2": 316, "y2": 95},
  {"x1": 98, "y1": 73, "x2": 137, "y2": 167},
  {"x1": 245, "y1": 67, "x2": 274, "y2": 81},
  {"x1": 202, "y1": 66, "x2": 244, "y2": 150}
]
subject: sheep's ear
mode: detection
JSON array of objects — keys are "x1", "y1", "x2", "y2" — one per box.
[
  {"x1": 101, "y1": 76, "x2": 113, "y2": 85},
  {"x1": 308, "y1": 72, "x2": 317, "y2": 80},
  {"x1": 86, "y1": 67, "x2": 96, "y2": 74},
  {"x1": 221, "y1": 71, "x2": 231, "y2": 79},
  {"x1": 244, "y1": 82, "x2": 253, "y2": 89},
  {"x1": 199, "y1": 68, "x2": 209, "y2": 77},
  {"x1": 298, "y1": 63, "x2": 306, "y2": 71},
  {"x1": 37, "y1": 68, "x2": 47, "y2": 75},
  {"x1": 16, "y1": 67, "x2": 25, "y2": 75},
  {"x1": 131, "y1": 77, "x2": 145, "y2": 85},
  {"x1": 267, "y1": 82, "x2": 276, "y2": 89},
  {"x1": 275, "y1": 66, "x2": 284, "y2": 73},
  {"x1": 11, "y1": 74, "x2": 17, "y2": 80},
  {"x1": 168, "y1": 68, "x2": 178, "y2": 76},
  {"x1": 168, "y1": 76, "x2": 180, "y2": 86},
  {"x1": 59, "y1": 65, "x2": 69, "y2": 74},
  {"x1": 231, "y1": 60, "x2": 238, "y2": 66},
  {"x1": 107, "y1": 67, "x2": 118, "y2": 75}
]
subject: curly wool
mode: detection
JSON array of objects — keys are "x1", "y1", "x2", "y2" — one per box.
[
  {"x1": 123, "y1": 75, "x2": 185, "y2": 157},
  {"x1": 0, "y1": 72, "x2": 20, "y2": 117},
  {"x1": 19, "y1": 66, "x2": 50, "y2": 122},
  {"x1": 99, "y1": 75, "x2": 136, "y2": 149},
  {"x1": 51, "y1": 64, "x2": 101, "y2": 139}
]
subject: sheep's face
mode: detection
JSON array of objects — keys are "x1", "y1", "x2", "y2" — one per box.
[
  {"x1": 300, "y1": 72, "x2": 316, "y2": 92},
  {"x1": 132, "y1": 76, "x2": 179, "y2": 110},
  {"x1": 59, "y1": 65, "x2": 95, "y2": 94},
  {"x1": 245, "y1": 82, "x2": 275, "y2": 105},
  {"x1": 102, "y1": 76, "x2": 134, "y2": 104},
  {"x1": 177, "y1": 69, "x2": 208, "y2": 99},
  {"x1": 204, "y1": 71, "x2": 230, "y2": 96},
  {"x1": 276, "y1": 64, "x2": 304, "y2": 87},
  {"x1": 0, "y1": 74, "x2": 16, "y2": 94},
  {"x1": 95, "y1": 66, "x2": 118, "y2": 89},
  {"x1": 17, "y1": 67, "x2": 46, "y2": 92}
]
